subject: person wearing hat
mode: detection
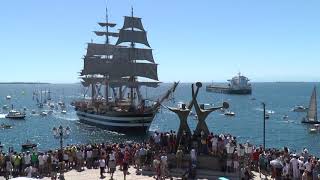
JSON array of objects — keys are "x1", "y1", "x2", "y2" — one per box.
[
  {"x1": 290, "y1": 154, "x2": 300, "y2": 179},
  {"x1": 298, "y1": 156, "x2": 305, "y2": 177}
]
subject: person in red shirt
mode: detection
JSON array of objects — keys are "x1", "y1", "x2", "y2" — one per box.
[{"x1": 252, "y1": 149, "x2": 260, "y2": 171}]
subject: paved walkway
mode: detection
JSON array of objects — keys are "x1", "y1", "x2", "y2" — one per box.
[{"x1": 0, "y1": 167, "x2": 269, "y2": 180}]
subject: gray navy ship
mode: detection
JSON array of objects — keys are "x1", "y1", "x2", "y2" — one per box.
[{"x1": 206, "y1": 73, "x2": 252, "y2": 95}]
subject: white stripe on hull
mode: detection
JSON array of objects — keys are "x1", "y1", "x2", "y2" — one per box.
[
  {"x1": 79, "y1": 116, "x2": 152, "y2": 127},
  {"x1": 76, "y1": 111, "x2": 154, "y2": 121}
]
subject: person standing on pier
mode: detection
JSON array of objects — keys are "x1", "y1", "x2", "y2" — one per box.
[
  {"x1": 99, "y1": 156, "x2": 105, "y2": 178},
  {"x1": 123, "y1": 159, "x2": 129, "y2": 180}
]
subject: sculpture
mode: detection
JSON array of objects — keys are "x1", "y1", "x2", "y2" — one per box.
[
  {"x1": 191, "y1": 83, "x2": 229, "y2": 136},
  {"x1": 167, "y1": 82, "x2": 201, "y2": 145}
]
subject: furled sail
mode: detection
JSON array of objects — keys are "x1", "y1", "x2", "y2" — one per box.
[
  {"x1": 98, "y1": 22, "x2": 116, "y2": 27},
  {"x1": 82, "y1": 61, "x2": 158, "y2": 80},
  {"x1": 94, "y1": 31, "x2": 119, "y2": 37},
  {"x1": 307, "y1": 87, "x2": 317, "y2": 121},
  {"x1": 116, "y1": 29, "x2": 150, "y2": 47},
  {"x1": 122, "y1": 16, "x2": 145, "y2": 31}
]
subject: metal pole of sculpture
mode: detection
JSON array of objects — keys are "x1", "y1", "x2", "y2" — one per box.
[
  {"x1": 191, "y1": 83, "x2": 229, "y2": 136},
  {"x1": 166, "y1": 82, "x2": 201, "y2": 145}
]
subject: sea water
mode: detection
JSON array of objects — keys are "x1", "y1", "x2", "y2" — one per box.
[{"x1": 0, "y1": 82, "x2": 318, "y2": 155}]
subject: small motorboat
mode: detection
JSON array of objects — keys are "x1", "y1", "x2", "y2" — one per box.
[
  {"x1": 309, "y1": 128, "x2": 317, "y2": 133},
  {"x1": 49, "y1": 103, "x2": 55, "y2": 109},
  {"x1": 224, "y1": 111, "x2": 235, "y2": 116},
  {"x1": 48, "y1": 110, "x2": 53, "y2": 115},
  {"x1": 40, "y1": 111, "x2": 48, "y2": 116},
  {"x1": 21, "y1": 141, "x2": 37, "y2": 150},
  {"x1": 282, "y1": 115, "x2": 289, "y2": 120},
  {"x1": 31, "y1": 110, "x2": 36, "y2": 114},
  {"x1": 38, "y1": 103, "x2": 43, "y2": 108},
  {"x1": 6, "y1": 95, "x2": 11, "y2": 100},
  {"x1": 5, "y1": 110, "x2": 26, "y2": 119},
  {"x1": 61, "y1": 110, "x2": 67, "y2": 114},
  {"x1": 292, "y1": 105, "x2": 308, "y2": 112},
  {"x1": 265, "y1": 113, "x2": 270, "y2": 119},
  {"x1": 2, "y1": 105, "x2": 8, "y2": 110},
  {"x1": 0, "y1": 123, "x2": 12, "y2": 129}
]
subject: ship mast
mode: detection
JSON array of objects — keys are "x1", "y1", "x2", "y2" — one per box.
[
  {"x1": 130, "y1": 6, "x2": 135, "y2": 105},
  {"x1": 105, "y1": 3, "x2": 109, "y2": 103}
]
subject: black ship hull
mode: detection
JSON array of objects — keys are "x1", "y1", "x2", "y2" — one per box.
[
  {"x1": 301, "y1": 120, "x2": 320, "y2": 124},
  {"x1": 206, "y1": 86, "x2": 252, "y2": 95}
]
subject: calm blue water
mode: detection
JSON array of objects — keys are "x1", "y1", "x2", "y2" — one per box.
[{"x1": 0, "y1": 83, "x2": 319, "y2": 155}]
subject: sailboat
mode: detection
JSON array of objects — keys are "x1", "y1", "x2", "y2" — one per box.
[
  {"x1": 74, "y1": 7, "x2": 178, "y2": 132},
  {"x1": 302, "y1": 86, "x2": 319, "y2": 124}
]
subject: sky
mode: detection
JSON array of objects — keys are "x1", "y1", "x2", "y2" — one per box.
[{"x1": 0, "y1": 0, "x2": 320, "y2": 83}]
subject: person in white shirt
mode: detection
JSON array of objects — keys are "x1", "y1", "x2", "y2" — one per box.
[
  {"x1": 24, "y1": 152, "x2": 31, "y2": 168},
  {"x1": 298, "y1": 157, "x2": 305, "y2": 176},
  {"x1": 282, "y1": 161, "x2": 290, "y2": 178},
  {"x1": 190, "y1": 149, "x2": 197, "y2": 165},
  {"x1": 25, "y1": 165, "x2": 33, "y2": 178},
  {"x1": 304, "y1": 158, "x2": 312, "y2": 178},
  {"x1": 86, "y1": 149, "x2": 93, "y2": 168},
  {"x1": 290, "y1": 154, "x2": 300, "y2": 180},
  {"x1": 211, "y1": 136, "x2": 218, "y2": 156},
  {"x1": 38, "y1": 154, "x2": 45, "y2": 175},
  {"x1": 99, "y1": 157, "x2": 105, "y2": 178}
]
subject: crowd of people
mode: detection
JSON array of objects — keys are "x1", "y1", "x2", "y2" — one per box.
[{"x1": 0, "y1": 130, "x2": 319, "y2": 180}]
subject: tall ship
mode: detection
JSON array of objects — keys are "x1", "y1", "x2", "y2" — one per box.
[
  {"x1": 74, "y1": 8, "x2": 178, "y2": 132},
  {"x1": 206, "y1": 73, "x2": 252, "y2": 94}
]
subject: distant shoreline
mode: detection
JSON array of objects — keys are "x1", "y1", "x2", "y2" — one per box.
[{"x1": 0, "y1": 82, "x2": 50, "y2": 84}]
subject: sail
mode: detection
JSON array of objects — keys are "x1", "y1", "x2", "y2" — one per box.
[
  {"x1": 94, "y1": 31, "x2": 119, "y2": 37},
  {"x1": 81, "y1": 77, "x2": 159, "y2": 88},
  {"x1": 307, "y1": 87, "x2": 317, "y2": 121},
  {"x1": 86, "y1": 43, "x2": 117, "y2": 57},
  {"x1": 82, "y1": 60, "x2": 158, "y2": 80},
  {"x1": 122, "y1": 16, "x2": 145, "y2": 31},
  {"x1": 116, "y1": 29, "x2": 150, "y2": 47},
  {"x1": 98, "y1": 22, "x2": 116, "y2": 27},
  {"x1": 114, "y1": 47, "x2": 154, "y2": 63}
]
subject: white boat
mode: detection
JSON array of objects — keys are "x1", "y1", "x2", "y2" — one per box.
[
  {"x1": 224, "y1": 111, "x2": 235, "y2": 116},
  {"x1": 302, "y1": 86, "x2": 320, "y2": 124},
  {"x1": 6, "y1": 95, "x2": 11, "y2": 100},
  {"x1": 6, "y1": 110, "x2": 26, "y2": 119},
  {"x1": 40, "y1": 111, "x2": 48, "y2": 116},
  {"x1": 2, "y1": 105, "x2": 8, "y2": 110},
  {"x1": 61, "y1": 110, "x2": 67, "y2": 114},
  {"x1": 292, "y1": 105, "x2": 308, "y2": 112},
  {"x1": 309, "y1": 128, "x2": 317, "y2": 133}
]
